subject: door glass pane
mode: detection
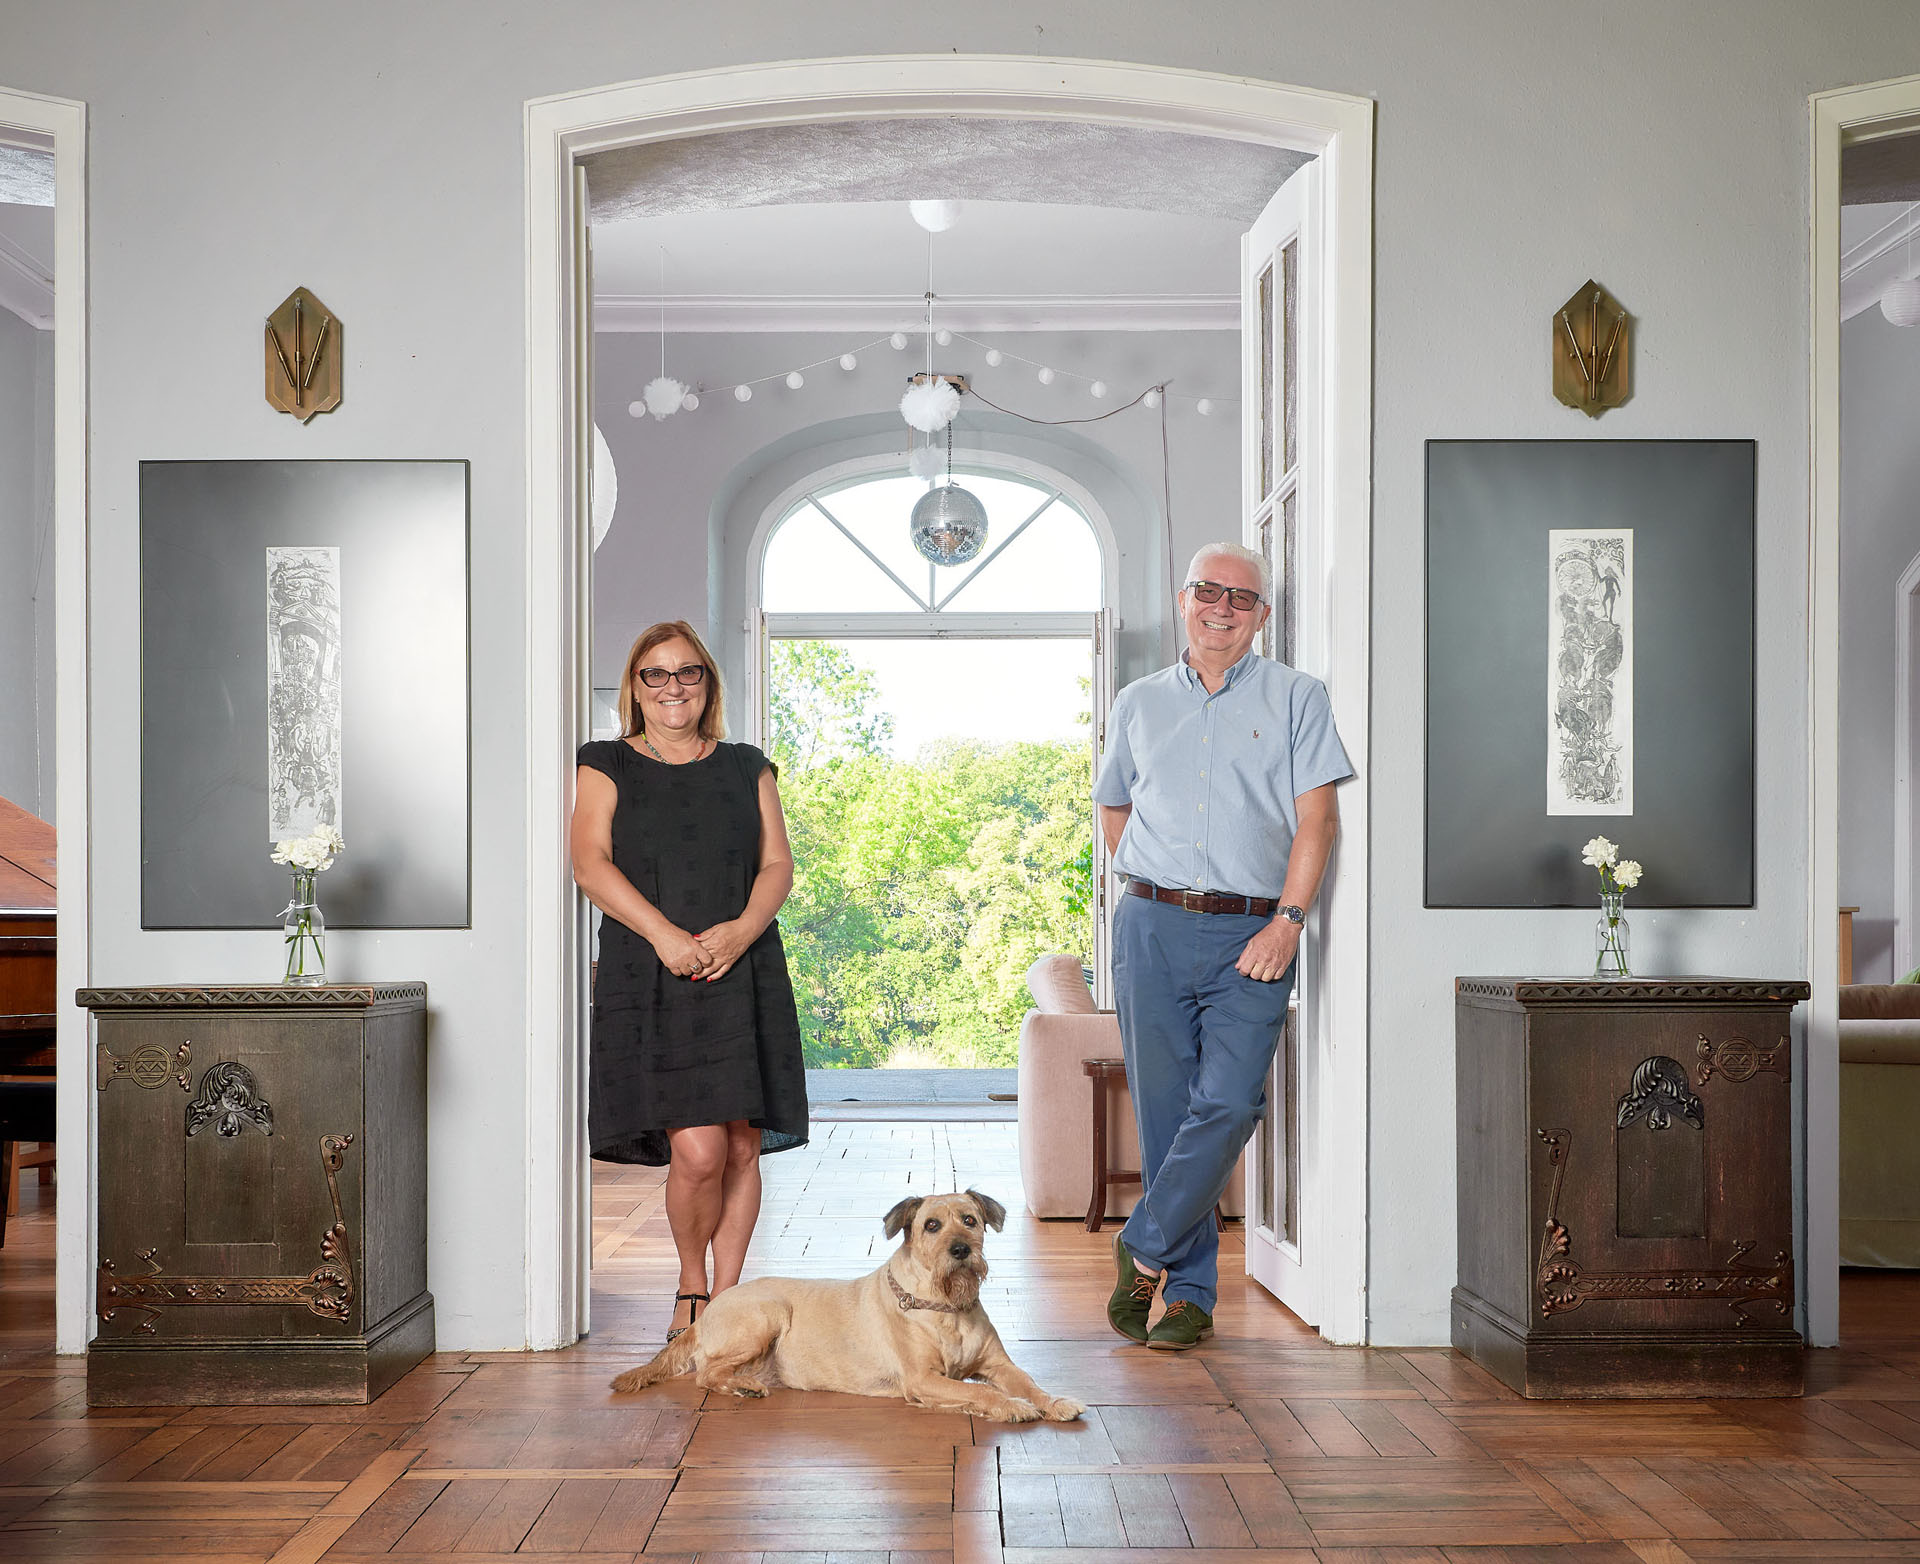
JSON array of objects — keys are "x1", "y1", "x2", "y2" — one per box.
[
  {"x1": 1258, "y1": 260, "x2": 1275, "y2": 502},
  {"x1": 1257, "y1": 511, "x2": 1275, "y2": 660},
  {"x1": 1282, "y1": 238, "x2": 1299, "y2": 476},
  {"x1": 1281, "y1": 490, "x2": 1298, "y2": 667}
]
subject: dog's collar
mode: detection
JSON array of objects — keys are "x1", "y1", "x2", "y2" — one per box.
[{"x1": 887, "y1": 1269, "x2": 966, "y2": 1315}]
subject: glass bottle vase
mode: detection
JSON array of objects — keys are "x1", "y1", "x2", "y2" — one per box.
[
  {"x1": 280, "y1": 869, "x2": 327, "y2": 986},
  {"x1": 1594, "y1": 890, "x2": 1631, "y2": 979}
]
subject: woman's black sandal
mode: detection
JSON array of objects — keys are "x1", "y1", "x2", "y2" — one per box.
[{"x1": 666, "y1": 1291, "x2": 708, "y2": 1343}]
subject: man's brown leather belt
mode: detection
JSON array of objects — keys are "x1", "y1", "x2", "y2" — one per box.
[{"x1": 1124, "y1": 878, "x2": 1279, "y2": 917}]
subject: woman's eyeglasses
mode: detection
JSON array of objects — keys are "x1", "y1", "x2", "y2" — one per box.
[
  {"x1": 1185, "y1": 580, "x2": 1264, "y2": 612},
  {"x1": 636, "y1": 664, "x2": 707, "y2": 688}
]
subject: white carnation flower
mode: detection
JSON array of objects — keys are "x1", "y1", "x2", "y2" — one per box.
[
  {"x1": 1581, "y1": 836, "x2": 1618, "y2": 868},
  {"x1": 1613, "y1": 860, "x2": 1642, "y2": 889}
]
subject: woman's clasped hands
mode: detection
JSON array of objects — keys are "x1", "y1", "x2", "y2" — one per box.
[{"x1": 651, "y1": 920, "x2": 753, "y2": 981}]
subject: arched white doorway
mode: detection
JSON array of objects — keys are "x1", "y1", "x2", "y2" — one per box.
[{"x1": 526, "y1": 56, "x2": 1374, "y2": 1348}]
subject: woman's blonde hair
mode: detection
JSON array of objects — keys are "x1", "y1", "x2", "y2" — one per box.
[{"x1": 618, "y1": 620, "x2": 725, "y2": 743}]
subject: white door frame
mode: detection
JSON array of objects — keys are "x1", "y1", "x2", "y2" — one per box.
[
  {"x1": 0, "y1": 85, "x2": 91, "y2": 1355},
  {"x1": 525, "y1": 55, "x2": 1375, "y2": 1348},
  {"x1": 1894, "y1": 549, "x2": 1920, "y2": 982},
  {"x1": 1810, "y1": 73, "x2": 1920, "y2": 1347}
]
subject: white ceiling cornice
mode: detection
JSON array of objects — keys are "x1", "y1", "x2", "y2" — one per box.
[
  {"x1": 593, "y1": 293, "x2": 1236, "y2": 333},
  {"x1": 0, "y1": 230, "x2": 53, "y2": 329}
]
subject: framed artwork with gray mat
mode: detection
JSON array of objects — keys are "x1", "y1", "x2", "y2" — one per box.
[
  {"x1": 1425, "y1": 440, "x2": 1754, "y2": 907},
  {"x1": 141, "y1": 460, "x2": 470, "y2": 928}
]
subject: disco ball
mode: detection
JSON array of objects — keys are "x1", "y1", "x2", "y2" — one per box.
[{"x1": 910, "y1": 482, "x2": 989, "y2": 565}]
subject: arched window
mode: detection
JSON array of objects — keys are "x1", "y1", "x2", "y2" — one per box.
[{"x1": 750, "y1": 459, "x2": 1117, "y2": 1066}]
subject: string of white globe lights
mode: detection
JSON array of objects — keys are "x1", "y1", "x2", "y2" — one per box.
[{"x1": 622, "y1": 325, "x2": 1231, "y2": 426}]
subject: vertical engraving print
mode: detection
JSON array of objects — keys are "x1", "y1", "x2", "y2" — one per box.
[
  {"x1": 1547, "y1": 528, "x2": 1633, "y2": 815},
  {"x1": 266, "y1": 545, "x2": 342, "y2": 840}
]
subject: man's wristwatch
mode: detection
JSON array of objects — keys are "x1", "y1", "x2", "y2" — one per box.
[{"x1": 1277, "y1": 904, "x2": 1306, "y2": 925}]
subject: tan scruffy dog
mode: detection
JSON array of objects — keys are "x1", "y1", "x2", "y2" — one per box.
[{"x1": 610, "y1": 1189, "x2": 1085, "y2": 1423}]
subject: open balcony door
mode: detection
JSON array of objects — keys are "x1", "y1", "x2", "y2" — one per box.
[{"x1": 1239, "y1": 158, "x2": 1331, "y2": 1329}]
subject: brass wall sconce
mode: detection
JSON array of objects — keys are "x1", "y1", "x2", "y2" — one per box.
[
  {"x1": 265, "y1": 288, "x2": 342, "y2": 422},
  {"x1": 1553, "y1": 281, "x2": 1631, "y2": 417}
]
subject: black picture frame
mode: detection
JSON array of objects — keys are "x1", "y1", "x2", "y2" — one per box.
[
  {"x1": 1425, "y1": 439, "x2": 1755, "y2": 908},
  {"x1": 140, "y1": 460, "x2": 472, "y2": 929}
]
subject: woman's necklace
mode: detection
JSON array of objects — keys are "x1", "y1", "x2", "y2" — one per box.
[{"x1": 640, "y1": 731, "x2": 709, "y2": 764}]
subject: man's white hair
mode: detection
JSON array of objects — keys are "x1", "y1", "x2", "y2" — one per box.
[{"x1": 1184, "y1": 541, "x2": 1271, "y2": 603}]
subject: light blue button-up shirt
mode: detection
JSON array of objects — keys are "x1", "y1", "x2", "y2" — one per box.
[{"x1": 1093, "y1": 650, "x2": 1354, "y2": 899}]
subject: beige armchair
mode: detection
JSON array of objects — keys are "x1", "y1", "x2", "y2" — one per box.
[
  {"x1": 1840, "y1": 984, "x2": 1920, "y2": 1268},
  {"x1": 1015, "y1": 955, "x2": 1246, "y2": 1222}
]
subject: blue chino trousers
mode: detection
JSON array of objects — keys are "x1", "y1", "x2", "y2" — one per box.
[{"x1": 1113, "y1": 892, "x2": 1294, "y2": 1313}]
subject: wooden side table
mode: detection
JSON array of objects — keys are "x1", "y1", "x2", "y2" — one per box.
[
  {"x1": 79, "y1": 984, "x2": 433, "y2": 1405},
  {"x1": 1081, "y1": 1057, "x2": 1229, "y2": 1236},
  {"x1": 1081, "y1": 1058, "x2": 1141, "y2": 1232},
  {"x1": 1453, "y1": 977, "x2": 1808, "y2": 1398}
]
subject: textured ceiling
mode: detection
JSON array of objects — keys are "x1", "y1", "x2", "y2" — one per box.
[
  {"x1": 586, "y1": 118, "x2": 1309, "y2": 223},
  {"x1": 0, "y1": 145, "x2": 55, "y2": 207},
  {"x1": 1843, "y1": 131, "x2": 1920, "y2": 205}
]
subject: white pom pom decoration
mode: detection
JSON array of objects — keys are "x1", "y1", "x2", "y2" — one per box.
[
  {"x1": 909, "y1": 199, "x2": 961, "y2": 233},
  {"x1": 935, "y1": 328, "x2": 953, "y2": 347},
  {"x1": 908, "y1": 442, "x2": 944, "y2": 479},
  {"x1": 984, "y1": 348, "x2": 1003, "y2": 367},
  {"x1": 642, "y1": 375, "x2": 688, "y2": 420},
  {"x1": 1884, "y1": 278, "x2": 1920, "y2": 326},
  {"x1": 734, "y1": 384, "x2": 753, "y2": 402},
  {"x1": 591, "y1": 424, "x2": 618, "y2": 551},
  {"x1": 1196, "y1": 398, "x2": 1214, "y2": 416},
  {"x1": 681, "y1": 391, "x2": 699, "y2": 411},
  {"x1": 785, "y1": 370, "x2": 805, "y2": 389},
  {"x1": 627, "y1": 400, "x2": 645, "y2": 418},
  {"x1": 890, "y1": 332, "x2": 909, "y2": 350},
  {"x1": 900, "y1": 378, "x2": 961, "y2": 433},
  {"x1": 840, "y1": 353, "x2": 858, "y2": 371},
  {"x1": 1142, "y1": 387, "x2": 1162, "y2": 409},
  {"x1": 1037, "y1": 366, "x2": 1055, "y2": 385},
  {"x1": 1090, "y1": 380, "x2": 1108, "y2": 398}
]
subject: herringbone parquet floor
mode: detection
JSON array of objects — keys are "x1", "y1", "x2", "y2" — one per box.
[{"x1": 3, "y1": 1120, "x2": 1919, "y2": 1562}]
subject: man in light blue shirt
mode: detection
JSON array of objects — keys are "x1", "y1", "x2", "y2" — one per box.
[{"x1": 1093, "y1": 541, "x2": 1352, "y2": 1349}]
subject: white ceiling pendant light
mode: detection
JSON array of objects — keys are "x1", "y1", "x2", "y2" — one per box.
[
  {"x1": 1885, "y1": 205, "x2": 1920, "y2": 326},
  {"x1": 591, "y1": 424, "x2": 619, "y2": 550},
  {"x1": 642, "y1": 248, "x2": 687, "y2": 419},
  {"x1": 909, "y1": 198, "x2": 961, "y2": 233}
]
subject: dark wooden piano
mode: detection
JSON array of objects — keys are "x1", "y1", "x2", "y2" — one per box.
[{"x1": 0, "y1": 795, "x2": 56, "y2": 1244}]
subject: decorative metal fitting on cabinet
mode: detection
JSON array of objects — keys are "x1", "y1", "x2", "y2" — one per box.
[
  {"x1": 1697, "y1": 1033, "x2": 1790, "y2": 1085},
  {"x1": 185, "y1": 1061, "x2": 275, "y2": 1138},
  {"x1": 265, "y1": 287, "x2": 342, "y2": 422},
  {"x1": 98, "y1": 1039, "x2": 191, "y2": 1091},
  {"x1": 97, "y1": 1133, "x2": 357, "y2": 1333},
  {"x1": 1552, "y1": 280, "x2": 1631, "y2": 416},
  {"x1": 1615, "y1": 1057, "x2": 1703, "y2": 1131}
]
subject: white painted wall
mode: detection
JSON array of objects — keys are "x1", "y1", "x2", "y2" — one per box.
[
  {"x1": 0, "y1": 308, "x2": 51, "y2": 818},
  {"x1": 592, "y1": 327, "x2": 1240, "y2": 695},
  {"x1": 1840, "y1": 306, "x2": 1920, "y2": 983},
  {"x1": 10, "y1": 0, "x2": 1920, "y2": 1347}
]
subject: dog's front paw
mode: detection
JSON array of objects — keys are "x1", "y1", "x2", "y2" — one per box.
[
  {"x1": 1042, "y1": 1396, "x2": 1087, "y2": 1422},
  {"x1": 609, "y1": 1368, "x2": 648, "y2": 1394},
  {"x1": 996, "y1": 1397, "x2": 1044, "y2": 1423}
]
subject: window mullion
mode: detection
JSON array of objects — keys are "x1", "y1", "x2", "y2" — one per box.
[{"x1": 932, "y1": 491, "x2": 1060, "y2": 612}]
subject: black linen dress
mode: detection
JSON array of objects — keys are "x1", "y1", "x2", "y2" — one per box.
[{"x1": 578, "y1": 738, "x2": 809, "y2": 1166}]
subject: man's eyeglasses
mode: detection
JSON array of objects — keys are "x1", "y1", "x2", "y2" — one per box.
[
  {"x1": 636, "y1": 664, "x2": 708, "y2": 688},
  {"x1": 1185, "y1": 580, "x2": 1264, "y2": 612}
]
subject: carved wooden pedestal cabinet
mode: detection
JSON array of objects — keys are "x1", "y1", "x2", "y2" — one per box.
[
  {"x1": 1453, "y1": 978, "x2": 1809, "y2": 1398},
  {"x1": 79, "y1": 984, "x2": 432, "y2": 1405}
]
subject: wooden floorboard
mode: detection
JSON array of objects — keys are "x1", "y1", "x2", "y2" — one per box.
[{"x1": 2, "y1": 1124, "x2": 1919, "y2": 1558}]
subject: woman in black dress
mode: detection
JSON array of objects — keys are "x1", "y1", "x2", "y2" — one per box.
[{"x1": 570, "y1": 620, "x2": 808, "y2": 1342}]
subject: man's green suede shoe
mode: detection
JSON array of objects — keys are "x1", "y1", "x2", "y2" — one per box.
[
  {"x1": 1146, "y1": 1299, "x2": 1214, "y2": 1350},
  {"x1": 1107, "y1": 1233, "x2": 1159, "y2": 1343}
]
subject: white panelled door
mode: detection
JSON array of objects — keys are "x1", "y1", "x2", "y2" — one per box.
[{"x1": 1239, "y1": 158, "x2": 1330, "y2": 1329}]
